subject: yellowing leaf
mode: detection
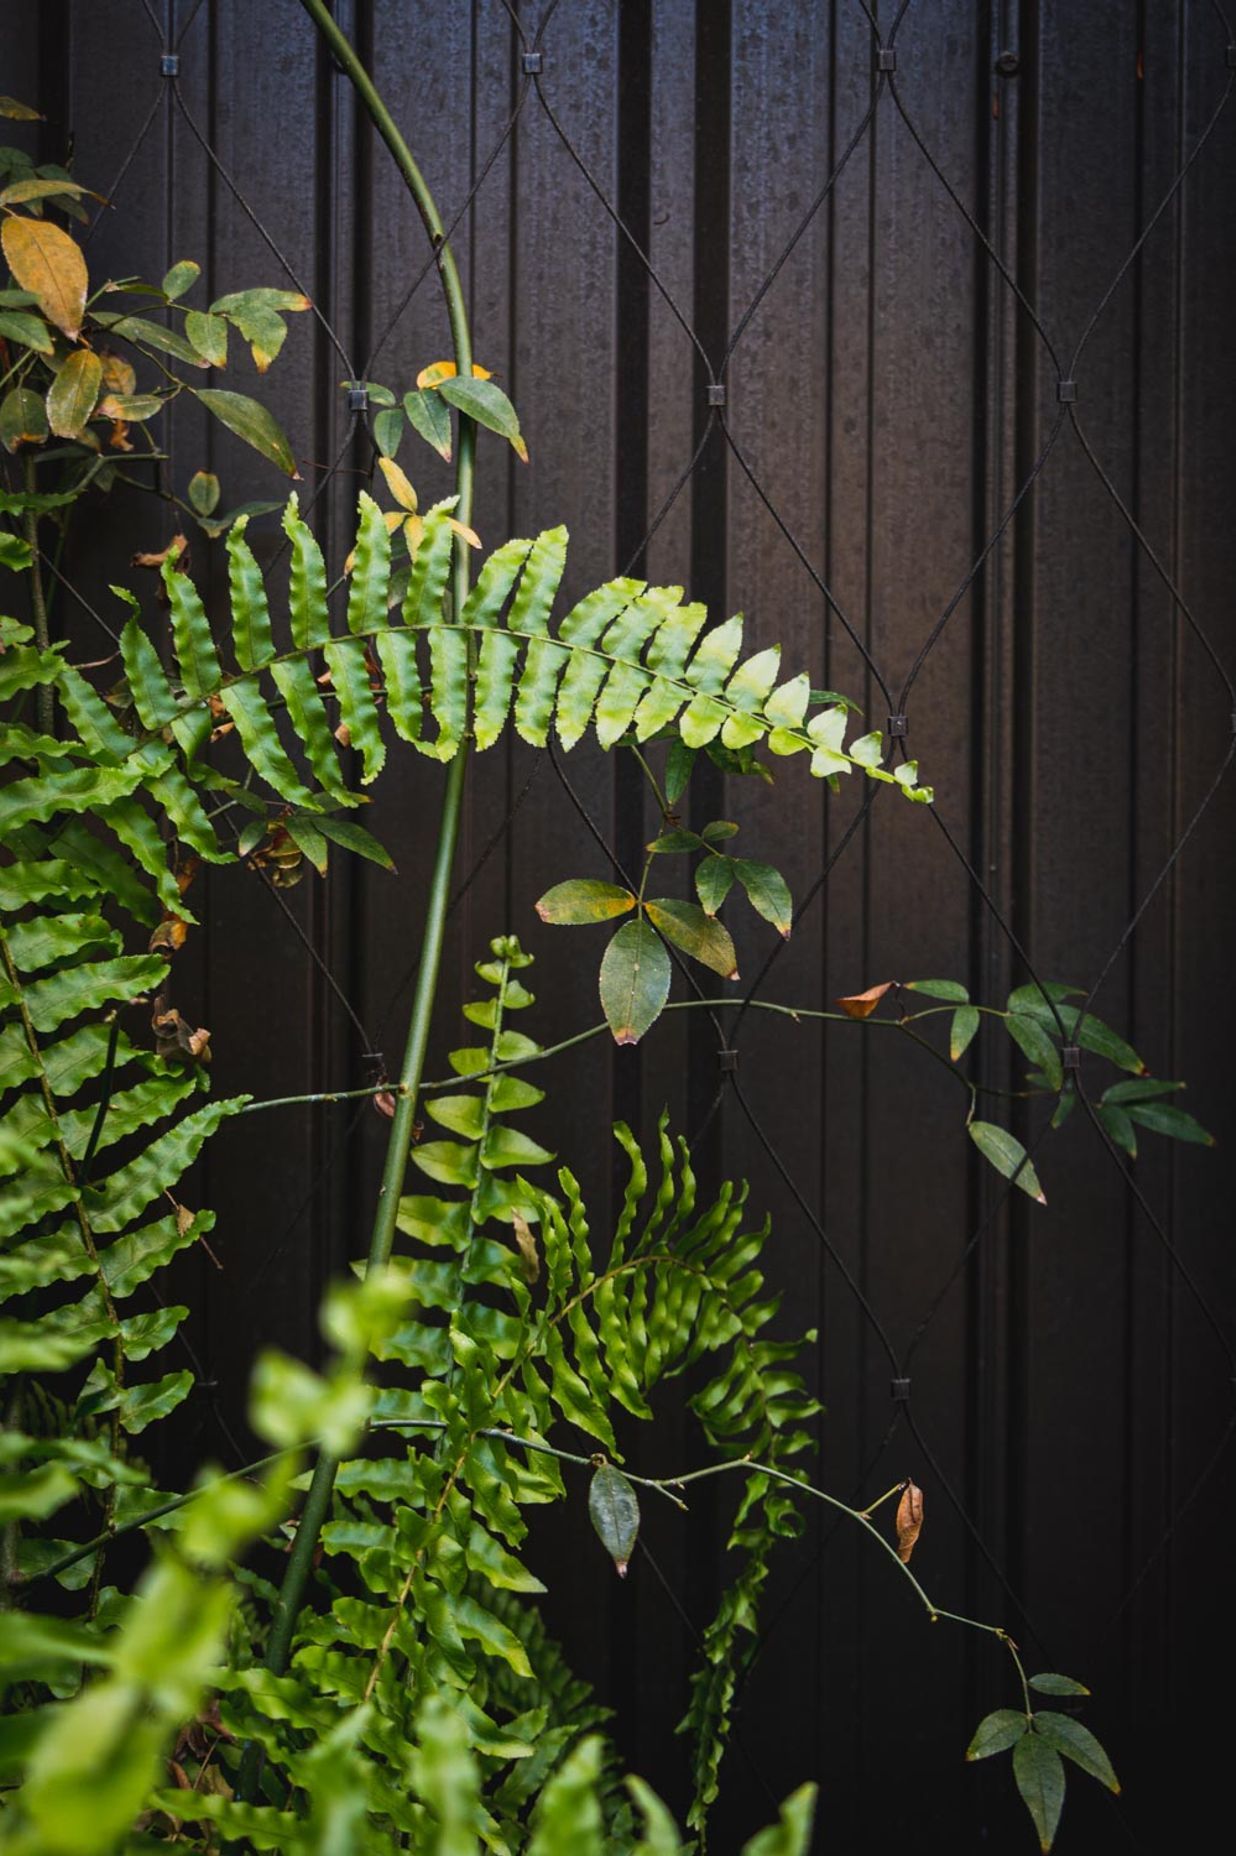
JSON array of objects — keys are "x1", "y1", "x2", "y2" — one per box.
[
  {"x1": 415, "y1": 358, "x2": 494, "y2": 389},
  {"x1": 46, "y1": 348, "x2": 103, "y2": 438},
  {"x1": 447, "y1": 516, "x2": 482, "y2": 549},
  {"x1": 377, "y1": 454, "x2": 418, "y2": 512},
  {"x1": 0, "y1": 98, "x2": 42, "y2": 120},
  {"x1": 836, "y1": 981, "x2": 894, "y2": 1020},
  {"x1": 1, "y1": 214, "x2": 88, "y2": 340}
]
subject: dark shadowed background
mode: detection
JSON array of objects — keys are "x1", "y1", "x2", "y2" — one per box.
[{"x1": 3, "y1": 2, "x2": 1234, "y2": 1849}]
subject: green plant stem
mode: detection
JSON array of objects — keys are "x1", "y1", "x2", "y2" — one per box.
[
  {"x1": 250, "y1": 0, "x2": 478, "y2": 1709},
  {"x1": 22, "y1": 454, "x2": 52, "y2": 734}
]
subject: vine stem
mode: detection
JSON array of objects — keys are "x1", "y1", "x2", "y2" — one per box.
[
  {"x1": 22, "y1": 453, "x2": 53, "y2": 735},
  {"x1": 253, "y1": 0, "x2": 478, "y2": 1702}
]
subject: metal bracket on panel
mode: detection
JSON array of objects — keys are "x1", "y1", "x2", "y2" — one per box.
[
  {"x1": 890, "y1": 1377, "x2": 911, "y2": 1402},
  {"x1": 706, "y1": 383, "x2": 727, "y2": 408},
  {"x1": 346, "y1": 387, "x2": 369, "y2": 413},
  {"x1": 160, "y1": 53, "x2": 180, "y2": 77},
  {"x1": 717, "y1": 1049, "x2": 739, "y2": 1075},
  {"x1": 521, "y1": 51, "x2": 544, "y2": 76},
  {"x1": 1057, "y1": 379, "x2": 1078, "y2": 404},
  {"x1": 887, "y1": 714, "x2": 908, "y2": 738},
  {"x1": 1061, "y1": 1045, "x2": 1082, "y2": 1075},
  {"x1": 876, "y1": 46, "x2": 897, "y2": 72}
]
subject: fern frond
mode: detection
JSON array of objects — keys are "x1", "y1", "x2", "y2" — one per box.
[{"x1": 71, "y1": 492, "x2": 929, "y2": 815}]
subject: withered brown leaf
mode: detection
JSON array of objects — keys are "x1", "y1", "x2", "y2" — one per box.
[
  {"x1": 152, "y1": 997, "x2": 212, "y2": 1065},
  {"x1": 895, "y1": 1480, "x2": 924, "y2": 1564},
  {"x1": 148, "y1": 913, "x2": 189, "y2": 954},
  {"x1": 836, "y1": 981, "x2": 895, "y2": 1020},
  {"x1": 511, "y1": 1210, "x2": 540, "y2": 1286},
  {"x1": 131, "y1": 532, "x2": 188, "y2": 570}
]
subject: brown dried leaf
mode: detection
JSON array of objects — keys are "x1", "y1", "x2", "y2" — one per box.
[
  {"x1": 512, "y1": 1211, "x2": 540, "y2": 1286},
  {"x1": 148, "y1": 912, "x2": 189, "y2": 954},
  {"x1": 174, "y1": 1203, "x2": 195, "y2": 1238},
  {"x1": 106, "y1": 418, "x2": 132, "y2": 451},
  {"x1": 131, "y1": 532, "x2": 188, "y2": 570},
  {"x1": 152, "y1": 998, "x2": 212, "y2": 1066},
  {"x1": 895, "y1": 1480, "x2": 924, "y2": 1564},
  {"x1": 334, "y1": 721, "x2": 351, "y2": 749},
  {"x1": 836, "y1": 981, "x2": 895, "y2": 1020},
  {"x1": 372, "y1": 1090, "x2": 397, "y2": 1119},
  {"x1": 99, "y1": 351, "x2": 136, "y2": 396}
]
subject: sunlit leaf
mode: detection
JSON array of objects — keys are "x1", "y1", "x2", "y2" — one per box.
[
  {"x1": 46, "y1": 348, "x2": 102, "y2": 439},
  {"x1": 1, "y1": 215, "x2": 87, "y2": 338},
  {"x1": 732, "y1": 858, "x2": 792, "y2": 937},
  {"x1": 536, "y1": 879, "x2": 635, "y2": 925},
  {"x1": 645, "y1": 899, "x2": 738, "y2": 979},
  {"x1": 416, "y1": 358, "x2": 493, "y2": 389}
]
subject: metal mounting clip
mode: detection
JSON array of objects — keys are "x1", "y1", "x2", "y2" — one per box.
[
  {"x1": 522, "y1": 50, "x2": 544, "y2": 75},
  {"x1": 160, "y1": 52, "x2": 179, "y2": 77}
]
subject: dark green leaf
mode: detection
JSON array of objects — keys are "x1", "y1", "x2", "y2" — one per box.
[
  {"x1": 906, "y1": 978, "x2": 969, "y2": 1002},
  {"x1": 0, "y1": 307, "x2": 52, "y2": 353},
  {"x1": 1013, "y1": 1732, "x2": 1066, "y2": 1851},
  {"x1": 950, "y1": 1005, "x2": 980, "y2": 1062},
  {"x1": 664, "y1": 739, "x2": 696, "y2": 805},
  {"x1": 1005, "y1": 1012, "x2": 1063, "y2": 1091},
  {"x1": 94, "y1": 313, "x2": 205, "y2": 367},
  {"x1": 1124, "y1": 1101, "x2": 1213, "y2": 1145},
  {"x1": 372, "y1": 406, "x2": 403, "y2": 458},
  {"x1": 313, "y1": 815, "x2": 395, "y2": 871},
  {"x1": 0, "y1": 385, "x2": 48, "y2": 451},
  {"x1": 187, "y1": 470, "x2": 220, "y2": 517},
  {"x1": 968, "y1": 1121, "x2": 1045, "y2": 1204},
  {"x1": 695, "y1": 855, "x2": 735, "y2": 916},
  {"x1": 1028, "y1": 1674, "x2": 1091, "y2": 1698},
  {"x1": 646, "y1": 829, "x2": 704, "y2": 854},
  {"x1": 732, "y1": 858, "x2": 792, "y2": 937},
  {"x1": 194, "y1": 388, "x2": 298, "y2": 477},
  {"x1": 588, "y1": 1461, "x2": 640, "y2": 1575},
  {"x1": 965, "y1": 1709, "x2": 1029, "y2": 1760},
  {"x1": 1101, "y1": 1077, "x2": 1183, "y2": 1105},
  {"x1": 536, "y1": 879, "x2": 636, "y2": 925},
  {"x1": 1096, "y1": 1103, "x2": 1137, "y2": 1158},
  {"x1": 700, "y1": 819, "x2": 739, "y2": 843},
  {"x1": 599, "y1": 919, "x2": 671, "y2": 1046},
  {"x1": 437, "y1": 374, "x2": 528, "y2": 461},
  {"x1": 645, "y1": 899, "x2": 739, "y2": 978},
  {"x1": 403, "y1": 387, "x2": 452, "y2": 462},
  {"x1": 1031, "y1": 1714, "x2": 1118, "y2": 1793}
]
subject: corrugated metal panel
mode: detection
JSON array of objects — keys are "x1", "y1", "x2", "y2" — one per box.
[{"x1": 2, "y1": 3, "x2": 1232, "y2": 1846}]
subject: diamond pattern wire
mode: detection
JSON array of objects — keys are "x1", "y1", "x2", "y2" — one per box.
[{"x1": 35, "y1": 0, "x2": 1235, "y2": 1836}]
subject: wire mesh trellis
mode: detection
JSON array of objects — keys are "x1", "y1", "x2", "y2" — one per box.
[{"x1": 9, "y1": 0, "x2": 1235, "y2": 1847}]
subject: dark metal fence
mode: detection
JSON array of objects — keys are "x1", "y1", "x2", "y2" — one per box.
[{"x1": 6, "y1": 2, "x2": 1235, "y2": 1848}]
